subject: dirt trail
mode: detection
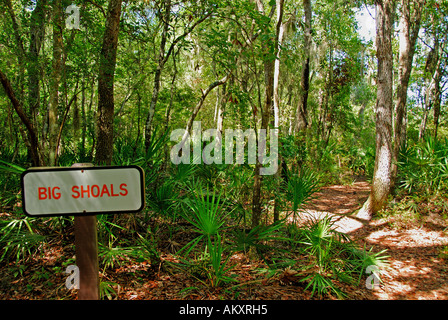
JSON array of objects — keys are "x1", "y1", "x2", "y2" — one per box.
[{"x1": 301, "y1": 180, "x2": 448, "y2": 300}]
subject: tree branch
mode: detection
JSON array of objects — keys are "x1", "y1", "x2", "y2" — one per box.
[{"x1": 0, "y1": 69, "x2": 40, "y2": 165}]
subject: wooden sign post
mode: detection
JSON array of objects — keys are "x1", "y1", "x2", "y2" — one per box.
[
  {"x1": 75, "y1": 214, "x2": 99, "y2": 299},
  {"x1": 72, "y1": 163, "x2": 99, "y2": 300},
  {"x1": 21, "y1": 163, "x2": 145, "y2": 300}
]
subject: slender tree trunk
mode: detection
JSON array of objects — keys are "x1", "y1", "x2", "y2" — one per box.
[
  {"x1": 273, "y1": 0, "x2": 284, "y2": 223},
  {"x1": 294, "y1": 0, "x2": 312, "y2": 133},
  {"x1": 177, "y1": 75, "x2": 229, "y2": 150},
  {"x1": 48, "y1": 0, "x2": 63, "y2": 166},
  {"x1": 144, "y1": 6, "x2": 212, "y2": 150},
  {"x1": 431, "y1": 35, "x2": 445, "y2": 140},
  {"x1": 251, "y1": 0, "x2": 276, "y2": 228},
  {"x1": 273, "y1": 0, "x2": 284, "y2": 129},
  {"x1": 433, "y1": 62, "x2": 442, "y2": 139},
  {"x1": 216, "y1": 83, "x2": 226, "y2": 135},
  {"x1": 81, "y1": 80, "x2": 87, "y2": 157},
  {"x1": 162, "y1": 52, "x2": 178, "y2": 169},
  {"x1": 0, "y1": 70, "x2": 40, "y2": 166},
  {"x1": 419, "y1": 104, "x2": 430, "y2": 140},
  {"x1": 96, "y1": 0, "x2": 123, "y2": 165},
  {"x1": 145, "y1": 0, "x2": 171, "y2": 151},
  {"x1": 28, "y1": 0, "x2": 47, "y2": 131},
  {"x1": 5, "y1": 0, "x2": 46, "y2": 165},
  {"x1": 252, "y1": 57, "x2": 274, "y2": 228},
  {"x1": 357, "y1": 0, "x2": 395, "y2": 220},
  {"x1": 391, "y1": 0, "x2": 422, "y2": 190}
]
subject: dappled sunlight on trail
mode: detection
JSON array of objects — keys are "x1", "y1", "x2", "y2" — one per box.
[{"x1": 294, "y1": 180, "x2": 448, "y2": 300}]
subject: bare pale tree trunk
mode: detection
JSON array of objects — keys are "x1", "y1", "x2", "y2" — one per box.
[
  {"x1": 273, "y1": 0, "x2": 284, "y2": 129},
  {"x1": 216, "y1": 83, "x2": 226, "y2": 135},
  {"x1": 419, "y1": 94, "x2": 431, "y2": 140},
  {"x1": 273, "y1": 0, "x2": 284, "y2": 223},
  {"x1": 96, "y1": 0, "x2": 123, "y2": 165},
  {"x1": 357, "y1": 0, "x2": 395, "y2": 220},
  {"x1": 294, "y1": 0, "x2": 312, "y2": 133},
  {"x1": 390, "y1": 0, "x2": 423, "y2": 190},
  {"x1": 419, "y1": 35, "x2": 442, "y2": 140}
]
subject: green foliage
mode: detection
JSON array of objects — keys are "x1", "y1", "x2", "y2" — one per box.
[
  {"x1": 0, "y1": 216, "x2": 45, "y2": 262},
  {"x1": 147, "y1": 180, "x2": 178, "y2": 220},
  {"x1": 287, "y1": 215, "x2": 389, "y2": 298},
  {"x1": 0, "y1": 159, "x2": 25, "y2": 175},
  {"x1": 206, "y1": 234, "x2": 237, "y2": 287},
  {"x1": 181, "y1": 182, "x2": 228, "y2": 239},
  {"x1": 232, "y1": 221, "x2": 288, "y2": 253},
  {"x1": 284, "y1": 166, "x2": 321, "y2": 218},
  {"x1": 398, "y1": 137, "x2": 448, "y2": 195},
  {"x1": 99, "y1": 280, "x2": 119, "y2": 300}
]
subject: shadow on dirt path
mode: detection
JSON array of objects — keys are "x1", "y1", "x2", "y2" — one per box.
[{"x1": 300, "y1": 180, "x2": 448, "y2": 300}]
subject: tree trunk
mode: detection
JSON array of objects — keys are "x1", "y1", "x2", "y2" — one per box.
[
  {"x1": 433, "y1": 62, "x2": 442, "y2": 139},
  {"x1": 145, "y1": 0, "x2": 171, "y2": 151},
  {"x1": 251, "y1": 0, "x2": 276, "y2": 228},
  {"x1": 177, "y1": 75, "x2": 229, "y2": 151},
  {"x1": 294, "y1": 0, "x2": 312, "y2": 133},
  {"x1": 273, "y1": 0, "x2": 284, "y2": 223},
  {"x1": 273, "y1": 0, "x2": 284, "y2": 129},
  {"x1": 27, "y1": 0, "x2": 47, "y2": 131},
  {"x1": 0, "y1": 70, "x2": 40, "y2": 166},
  {"x1": 48, "y1": 0, "x2": 63, "y2": 166},
  {"x1": 96, "y1": 0, "x2": 123, "y2": 165},
  {"x1": 4, "y1": 0, "x2": 46, "y2": 166},
  {"x1": 357, "y1": 0, "x2": 394, "y2": 220},
  {"x1": 144, "y1": 5, "x2": 212, "y2": 150},
  {"x1": 390, "y1": 0, "x2": 423, "y2": 191}
]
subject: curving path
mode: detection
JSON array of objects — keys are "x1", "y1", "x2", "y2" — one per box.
[{"x1": 299, "y1": 180, "x2": 448, "y2": 300}]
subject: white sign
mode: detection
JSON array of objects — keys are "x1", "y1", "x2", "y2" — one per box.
[{"x1": 21, "y1": 166, "x2": 145, "y2": 217}]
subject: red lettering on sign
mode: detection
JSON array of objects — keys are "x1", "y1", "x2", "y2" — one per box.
[
  {"x1": 119, "y1": 183, "x2": 128, "y2": 196},
  {"x1": 101, "y1": 184, "x2": 110, "y2": 197},
  {"x1": 38, "y1": 187, "x2": 61, "y2": 200},
  {"x1": 91, "y1": 185, "x2": 100, "y2": 198},
  {"x1": 70, "y1": 183, "x2": 129, "y2": 199},
  {"x1": 80, "y1": 185, "x2": 90, "y2": 198},
  {"x1": 110, "y1": 184, "x2": 119, "y2": 197},
  {"x1": 38, "y1": 187, "x2": 47, "y2": 200},
  {"x1": 52, "y1": 187, "x2": 61, "y2": 199},
  {"x1": 72, "y1": 186, "x2": 80, "y2": 198}
]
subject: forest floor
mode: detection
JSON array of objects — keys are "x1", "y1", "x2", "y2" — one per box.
[
  {"x1": 1, "y1": 178, "x2": 448, "y2": 300},
  {"x1": 300, "y1": 178, "x2": 448, "y2": 300}
]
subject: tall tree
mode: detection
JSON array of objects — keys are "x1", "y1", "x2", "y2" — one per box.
[
  {"x1": 272, "y1": 0, "x2": 285, "y2": 223},
  {"x1": 0, "y1": 70, "x2": 40, "y2": 166},
  {"x1": 357, "y1": 0, "x2": 395, "y2": 220},
  {"x1": 390, "y1": 0, "x2": 423, "y2": 190},
  {"x1": 2, "y1": 0, "x2": 48, "y2": 166},
  {"x1": 251, "y1": 0, "x2": 277, "y2": 228},
  {"x1": 144, "y1": 0, "x2": 172, "y2": 151},
  {"x1": 144, "y1": 1, "x2": 212, "y2": 151},
  {"x1": 48, "y1": 0, "x2": 63, "y2": 166},
  {"x1": 294, "y1": 0, "x2": 312, "y2": 133},
  {"x1": 96, "y1": 0, "x2": 123, "y2": 165}
]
